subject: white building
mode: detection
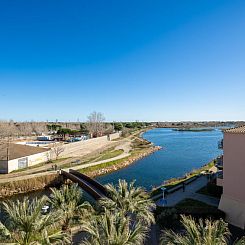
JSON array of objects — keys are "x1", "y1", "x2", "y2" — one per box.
[{"x1": 0, "y1": 143, "x2": 49, "y2": 173}]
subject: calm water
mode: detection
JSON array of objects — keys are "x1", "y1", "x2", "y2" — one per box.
[
  {"x1": 2, "y1": 128, "x2": 223, "y2": 202},
  {"x1": 96, "y1": 128, "x2": 223, "y2": 190}
]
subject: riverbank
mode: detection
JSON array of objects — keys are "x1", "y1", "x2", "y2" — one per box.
[
  {"x1": 151, "y1": 159, "x2": 217, "y2": 198},
  {"x1": 0, "y1": 127, "x2": 221, "y2": 199},
  {"x1": 0, "y1": 127, "x2": 160, "y2": 198},
  {"x1": 83, "y1": 145, "x2": 161, "y2": 178},
  {"x1": 172, "y1": 128, "x2": 215, "y2": 132},
  {"x1": 0, "y1": 172, "x2": 62, "y2": 199}
]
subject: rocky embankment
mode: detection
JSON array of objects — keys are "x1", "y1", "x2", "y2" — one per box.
[
  {"x1": 87, "y1": 145, "x2": 162, "y2": 178},
  {"x1": 0, "y1": 129, "x2": 160, "y2": 198}
]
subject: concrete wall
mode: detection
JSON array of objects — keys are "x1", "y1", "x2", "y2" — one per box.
[
  {"x1": 1, "y1": 132, "x2": 121, "y2": 174},
  {"x1": 61, "y1": 132, "x2": 121, "y2": 157},
  {"x1": 6, "y1": 151, "x2": 50, "y2": 173},
  {"x1": 219, "y1": 133, "x2": 245, "y2": 228},
  {"x1": 109, "y1": 132, "x2": 121, "y2": 140}
]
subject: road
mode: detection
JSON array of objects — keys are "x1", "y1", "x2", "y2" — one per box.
[{"x1": 0, "y1": 138, "x2": 132, "y2": 183}]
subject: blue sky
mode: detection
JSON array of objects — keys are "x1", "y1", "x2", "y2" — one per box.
[{"x1": 0, "y1": 0, "x2": 244, "y2": 122}]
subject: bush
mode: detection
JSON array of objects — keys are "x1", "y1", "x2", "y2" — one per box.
[
  {"x1": 176, "y1": 206, "x2": 225, "y2": 220},
  {"x1": 207, "y1": 182, "x2": 223, "y2": 197},
  {"x1": 155, "y1": 199, "x2": 225, "y2": 229},
  {"x1": 155, "y1": 207, "x2": 179, "y2": 229},
  {"x1": 198, "y1": 181, "x2": 223, "y2": 198}
]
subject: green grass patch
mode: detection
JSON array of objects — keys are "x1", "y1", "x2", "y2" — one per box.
[
  {"x1": 151, "y1": 161, "x2": 215, "y2": 197},
  {"x1": 175, "y1": 198, "x2": 212, "y2": 208},
  {"x1": 81, "y1": 157, "x2": 127, "y2": 174},
  {"x1": 94, "y1": 149, "x2": 124, "y2": 161},
  {"x1": 80, "y1": 147, "x2": 148, "y2": 175},
  {"x1": 12, "y1": 162, "x2": 47, "y2": 173},
  {"x1": 11, "y1": 158, "x2": 70, "y2": 173},
  {"x1": 155, "y1": 198, "x2": 224, "y2": 228},
  {"x1": 59, "y1": 148, "x2": 124, "y2": 169}
]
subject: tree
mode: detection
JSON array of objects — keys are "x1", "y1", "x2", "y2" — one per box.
[
  {"x1": 0, "y1": 196, "x2": 70, "y2": 245},
  {"x1": 99, "y1": 179, "x2": 155, "y2": 227},
  {"x1": 16, "y1": 122, "x2": 33, "y2": 136},
  {"x1": 57, "y1": 128, "x2": 72, "y2": 140},
  {"x1": 80, "y1": 210, "x2": 147, "y2": 245},
  {"x1": 30, "y1": 121, "x2": 48, "y2": 135},
  {"x1": 80, "y1": 123, "x2": 89, "y2": 135},
  {"x1": 0, "y1": 120, "x2": 18, "y2": 139},
  {"x1": 86, "y1": 111, "x2": 105, "y2": 137},
  {"x1": 114, "y1": 122, "x2": 123, "y2": 131},
  {"x1": 47, "y1": 124, "x2": 62, "y2": 133},
  {"x1": 160, "y1": 215, "x2": 230, "y2": 245},
  {"x1": 49, "y1": 184, "x2": 93, "y2": 231},
  {"x1": 51, "y1": 143, "x2": 65, "y2": 160}
]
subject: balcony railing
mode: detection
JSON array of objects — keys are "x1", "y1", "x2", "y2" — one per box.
[
  {"x1": 216, "y1": 171, "x2": 223, "y2": 187},
  {"x1": 214, "y1": 155, "x2": 223, "y2": 169},
  {"x1": 218, "y1": 139, "x2": 223, "y2": 149}
]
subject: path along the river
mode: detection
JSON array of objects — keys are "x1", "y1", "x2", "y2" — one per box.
[
  {"x1": 155, "y1": 173, "x2": 220, "y2": 207},
  {"x1": 0, "y1": 129, "x2": 143, "y2": 184}
]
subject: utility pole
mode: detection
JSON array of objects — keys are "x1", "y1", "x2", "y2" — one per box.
[{"x1": 6, "y1": 136, "x2": 10, "y2": 162}]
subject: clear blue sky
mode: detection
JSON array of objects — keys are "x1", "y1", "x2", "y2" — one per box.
[{"x1": 0, "y1": 0, "x2": 244, "y2": 122}]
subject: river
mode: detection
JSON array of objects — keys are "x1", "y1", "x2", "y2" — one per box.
[
  {"x1": 1, "y1": 128, "x2": 223, "y2": 202},
  {"x1": 96, "y1": 128, "x2": 223, "y2": 190}
]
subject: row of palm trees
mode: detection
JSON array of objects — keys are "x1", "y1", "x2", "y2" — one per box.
[{"x1": 0, "y1": 180, "x2": 244, "y2": 244}]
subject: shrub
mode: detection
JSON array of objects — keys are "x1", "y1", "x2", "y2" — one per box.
[
  {"x1": 155, "y1": 199, "x2": 225, "y2": 230},
  {"x1": 155, "y1": 207, "x2": 179, "y2": 229}
]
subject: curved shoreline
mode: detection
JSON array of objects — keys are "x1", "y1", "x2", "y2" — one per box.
[
  {"x1": 0, "y1": 128, "x2": 219, "y2": 199},
  {"x1": 0, "y1": 128, "x2": 160, "y2": 199},
  {"x1": 83, "y1": 127, "x2": 161, "y2": 178},
  {"x1": 86, "y1": 145, "x2": 162, "y2": 178}
]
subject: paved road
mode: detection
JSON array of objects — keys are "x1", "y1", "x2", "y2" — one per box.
[
  {"x1": 0, "y1": 140, "x2": 132, "y2": 184},
  {"x1": 156, "y1": 175, "x2": 220, "y2": 207},
  {"x1": 64, "y1": 141, "x2": 131, "y2": 171}
]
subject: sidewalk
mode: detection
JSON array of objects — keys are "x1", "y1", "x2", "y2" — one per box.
[
  {"x1": 156, "y1": 175, "x2": 220, "y2": 207},
  {"x1": 0, "y1": 140, "x2": 131, "y2": 184}
]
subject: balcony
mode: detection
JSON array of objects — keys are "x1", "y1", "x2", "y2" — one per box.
[
  {"x1": 216, "y1": 171, "x2": 223, "y2": 187},
  {"x1": 218, "y1": 139, "x2": 223, "y2": 149},
  {"x1": 215, "y1": 155, "x2": 223, "y2": 170}
]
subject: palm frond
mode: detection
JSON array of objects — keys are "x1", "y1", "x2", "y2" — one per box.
[
  {"x1": 99, "y1": 179, "x2": 156, "y2": 227},
  {"x1": 160, "y1": 215, "x2": 230, "y2": 245}
]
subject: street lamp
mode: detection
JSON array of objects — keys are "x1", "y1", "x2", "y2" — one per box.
[{"x1": 159, "y1": 187, "x2": 167, "y2": 207}]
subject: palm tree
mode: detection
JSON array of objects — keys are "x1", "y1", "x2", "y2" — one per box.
[
  {"x1": 99, "y1": 179, "x2": 156, "y2": 226},
  {"x1": 0, "y1": 196, "x2": 70, "y2": 245},
  {"x1": 80, "y1": 209, "x2": 147, "y2": 245},
  {"x1": 50, "y1": 183, "x2": 93, "y2": 230},
  {"x1": 236, "y1": 238, "x2": 245, "y2": 245},
  {"x1": 160, "y1": 215, "x2": 230, "y2": 245}
]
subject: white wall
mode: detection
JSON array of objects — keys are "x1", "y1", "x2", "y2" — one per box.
[
  {"x1": 7, "y1": 151, "x2": 50, "y2": 173},
  {"x1": 2, "y1": 132, "x2": 121, "y2": 174},
  {"x1": 61, "y1": 132, "x2": 120, "y2": 157}
]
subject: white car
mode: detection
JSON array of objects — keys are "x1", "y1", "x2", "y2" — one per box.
[{"x1": 41, "y1": 205, "x2": 50, "y2": 214}]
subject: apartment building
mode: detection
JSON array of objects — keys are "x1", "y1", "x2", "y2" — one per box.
[{"x1": 218, "y1": 126, "x2": 245, "y2": 229}]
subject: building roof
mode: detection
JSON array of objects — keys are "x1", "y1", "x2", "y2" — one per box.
[
  {"x1": 224, "y1": 126, "x2": 245, "y2": 134},
  {"x1": 0, "y1": 143, "x2": 48, "y2": 161}
]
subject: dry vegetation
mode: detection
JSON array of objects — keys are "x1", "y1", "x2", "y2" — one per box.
[{"x1": 0, "y1": 173, "x2": 62, "y2": 198}]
